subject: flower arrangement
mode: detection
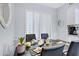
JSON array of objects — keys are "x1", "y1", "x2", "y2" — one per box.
[
  {"x1": 25, "y1": 42, "x2": 31, "y2": 50},
  {"x1": 16, "y1": 37, "x2": 25, "y2": 54}
]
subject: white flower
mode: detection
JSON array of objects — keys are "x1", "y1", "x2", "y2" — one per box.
[
  {"x1": 25, "y1": 42, "x2": 31, "y2": 47},
  {"x1": 46, "y1": 39, "x2": 50, "y2": 45},
  {"x1": 38, "y1": 39, "x2": 44, "y2": 46}
]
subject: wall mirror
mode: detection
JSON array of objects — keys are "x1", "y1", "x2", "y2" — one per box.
[{"x1": 0, "y1": 3, "x2": 12, "y2": 29}]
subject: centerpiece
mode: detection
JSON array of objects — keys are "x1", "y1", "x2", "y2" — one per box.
[
  {"x1": 38, "y1": 39, "x2": 44, "y2": 47},
  {"x1": 16, "y1": 37, "x2": 25, "y2": 55},
  {"x1": 45, "y1": 39, "x2": 50, "y2": 46},
  {"x1": 25, "y1": 42, "x2": 31, "y2": 50}
]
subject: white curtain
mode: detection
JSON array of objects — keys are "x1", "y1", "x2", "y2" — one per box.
[{"x1": 25, "y1": 10, "x2": 53, "y2": 39}]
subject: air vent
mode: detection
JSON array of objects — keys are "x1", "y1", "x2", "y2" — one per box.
[{"x1": 69, "y1": 3, "x2": 74, "y2": 5}]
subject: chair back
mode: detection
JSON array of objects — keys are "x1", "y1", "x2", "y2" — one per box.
[
  {"x1": 41, "y1": 33, "x2": 48, "y2": 39},
  {"x1": 41, "y1": 44, "x2": 65, "y2": 56},
  {"x1": 67, "y1": 41, "x2": 79, "y2": 56},
  {"x1": 26, "y1": 34, "x2": 36, "y2": 41}
]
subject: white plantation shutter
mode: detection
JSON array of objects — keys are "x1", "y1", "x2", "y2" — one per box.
[
  {"x1": 25, "y1": 10, "x2": 53, "y2": 39},
  {"x1": 33, "y1": 12, "x2": 40, "y2": 39},
  {"x1": 40, "y1": 13, "x2": 52, "y2": 39},
  {"x1": 26, "y1": 10, "x2": 33, "y2": 34}
]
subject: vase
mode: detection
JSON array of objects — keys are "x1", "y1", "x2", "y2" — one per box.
[{"x1": 16, "y1": 44, "x2": 25, "y2": 55}]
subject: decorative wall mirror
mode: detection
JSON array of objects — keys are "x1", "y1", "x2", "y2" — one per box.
[{"x1": 0, "y1": 3, "x2": 12, "y2": 29}]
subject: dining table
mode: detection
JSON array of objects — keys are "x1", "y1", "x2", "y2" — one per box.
[{"x1": 14, "y1": 40, "x2": 67, "y2": 56}]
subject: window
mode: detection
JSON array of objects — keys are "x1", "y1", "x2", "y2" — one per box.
[
  {"x1": 25, "y1": 10, "x2": 53, "y2": 39},
  {"x1": 40, "y1": 13, "x2": 52, "y2": 39},
  {"x1": 26, "y1": 10, "x2": 33, "y2": 34}
]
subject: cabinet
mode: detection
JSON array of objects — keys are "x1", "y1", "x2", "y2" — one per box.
[
  {"x1": 75, "y1": 8, "x2": 79, "y2": 24},
  {"x1": 67, "y1": 6, "x2": 79, "y2": 25},
  {"x1": 66, "y1": 6, "x2": 75, "y2": 25}
]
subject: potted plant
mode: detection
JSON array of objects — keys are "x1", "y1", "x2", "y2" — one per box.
[
  {"x1": 25, "y1": 42, "x2": 31, "y2": 50},
  {"x1": 16, "y1": 37, "x2": 25, "y2": 55},
  {"x1": 45, "y1": 39, "x2": 50, "y2": 46},
  {"x1": 38, "y1": 39, "x2": 44, "y2": 47}
]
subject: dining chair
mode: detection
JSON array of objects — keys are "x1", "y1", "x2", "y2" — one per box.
[
  {"x1": 26, "y1": 34, "x2": 36, "y2": 42},
  {"x1": 41, "y1": 33, "x2": 48, "y2": 39},
  {"x1": 41, "y1": 44, "x2": 65, "y2": 56},
  {"x1": 66, "y1": 41, "x2": 79, "y2": 56}
]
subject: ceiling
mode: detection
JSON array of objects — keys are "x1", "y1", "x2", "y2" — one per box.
[{"x1": 38, "y1": 3, "x2": 66, "y2": 8}]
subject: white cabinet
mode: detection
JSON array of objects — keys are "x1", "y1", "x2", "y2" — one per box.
[
  {"x1": 75, "y1": 8, "x2": 79, "y2": 24},
  {"x1": 66, "y1": 6, "x2": 75, "y2": 25},
  {"x1": 67, "y1": 6, "x2": 79, "y2": 25}
]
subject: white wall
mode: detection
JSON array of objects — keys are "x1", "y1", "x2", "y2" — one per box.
[
  {"x1": 56, "y1": 6, "x2": 67, "y2": 41},
  {"x1": 0, "y1": 4, "x2": 15, "y2": 55},
  {"x1": 57, "y1": 4, "x2": 79, "y2": 42},
  {"x1": 14, "y1": 3, "x2": 57, "y2": 40}
]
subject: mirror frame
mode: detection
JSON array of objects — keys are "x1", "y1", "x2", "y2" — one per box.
[{"x1": 0, "y1": 3, "x2": 12, "y2": 29}]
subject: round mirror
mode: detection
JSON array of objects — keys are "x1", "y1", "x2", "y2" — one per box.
[{"x1": 0, "y1": 3, "x2": 12, "y2": 29}]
